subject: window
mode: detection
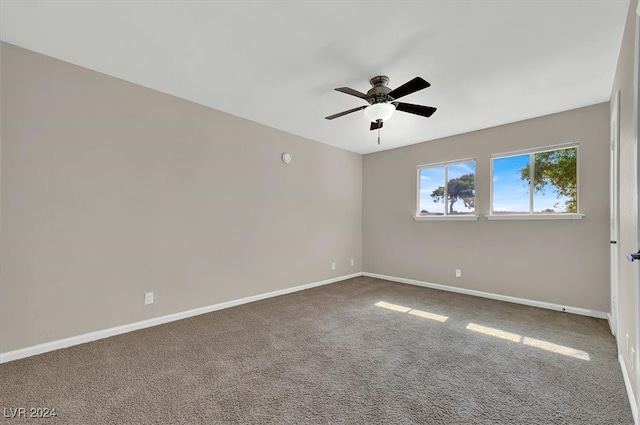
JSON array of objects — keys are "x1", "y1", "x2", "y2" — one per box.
[
  {"x1": 491, "y1": 144, "x2": 578, "y2": 215},
  {"x1": 417, "y1": 159, "x2": 476, "y2": 217}
]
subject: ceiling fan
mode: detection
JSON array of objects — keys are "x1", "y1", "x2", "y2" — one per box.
[{"x1": 325, "y1": 75, "x2": 437, "y2": 143}]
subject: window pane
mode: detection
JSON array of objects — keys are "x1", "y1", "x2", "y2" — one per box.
[
  {"x1": 532, "y1": 147, "x2": 577, "y2": 214},
  {"x1": 492, "y1": 154, "x2": 530, "y2": 214},
  {"x1": 447, "y1": 161, "x2": 475, "y2": 215},
  {"x1": 418, "y1": 166, "x2": 445, "y2": 215}
]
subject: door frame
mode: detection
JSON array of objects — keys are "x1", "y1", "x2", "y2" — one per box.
[{"x1": 612, "y1": 89, "x2": 620, "y2": 338}]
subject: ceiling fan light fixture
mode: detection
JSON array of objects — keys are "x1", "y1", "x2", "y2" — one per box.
[{"x1": 364, "y1": 103, "x2": 396, "y2": 122}]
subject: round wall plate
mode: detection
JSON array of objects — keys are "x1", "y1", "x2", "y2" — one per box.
[{"x1": 282, "y1": 152, "x2": 292, "y2": 164}]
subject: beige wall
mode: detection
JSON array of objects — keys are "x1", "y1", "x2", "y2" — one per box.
[
  {"x1": 0, "y1": 43, "x2": 363, "y2": 353},
  {"x1": 363, "y1": 103, "x2": 610, "y2": 312},
  {"x1": 611, "y1": 0, "x2": 639, "y2": 406}
]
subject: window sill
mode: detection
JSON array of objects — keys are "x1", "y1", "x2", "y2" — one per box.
[
  {"x1": 414, "y1": 215, "x2": 480, "y2": 222},
  {"x1": 485, "y1": 214, "x2": 585, "y2": 221}
]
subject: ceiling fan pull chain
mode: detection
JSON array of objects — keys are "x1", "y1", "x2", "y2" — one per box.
[{"x1": 378, "y1": 125, "x2": 381, "y2": 145}]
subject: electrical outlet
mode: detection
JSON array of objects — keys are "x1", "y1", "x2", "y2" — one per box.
[
  {"x1": 350, "y1": 259, "x2": 354, "y2": 267},
  {"x1": 455, "y1": 269, "x2": 462, "y2": 278},
  {"x1": 331, "y1": 262, "x2": 336, "y2": 270},
  {"x1": 144, "y1": 292, "x2": 154, "y2": 305}
]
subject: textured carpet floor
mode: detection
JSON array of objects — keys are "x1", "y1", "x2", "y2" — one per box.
[{"x1": 0, "y1": 276, "x2": 633, "y2": 424}]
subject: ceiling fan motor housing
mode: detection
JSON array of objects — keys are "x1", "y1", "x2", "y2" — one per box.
[{"x1": 367, "y1": 75, "x2": 393, "y2": 104}]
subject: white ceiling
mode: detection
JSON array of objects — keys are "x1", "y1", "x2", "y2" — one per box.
[{"x1": 0, "y1": 0, "x2": 630, "y2": 154}]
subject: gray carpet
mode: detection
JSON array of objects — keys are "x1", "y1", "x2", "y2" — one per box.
[{"x1": 0, "y1": 276, "x2": 633, "y2": 424}]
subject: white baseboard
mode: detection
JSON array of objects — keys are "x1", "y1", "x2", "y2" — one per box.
[
  {"x1": 620, "y1": 354, "x2": 638, "y2": 424},
  {"x1": 0, "y1": 272, "x2": 363, "y2": 364},
  {"x1": 363, "y1": 272, "x2": 608, "y2": 319}
]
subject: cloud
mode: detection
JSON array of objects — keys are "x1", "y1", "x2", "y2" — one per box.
[{"x1": 449, "y1": 162, "x2": 475, "y2": 175}]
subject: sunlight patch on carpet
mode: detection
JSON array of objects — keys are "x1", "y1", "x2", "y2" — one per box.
[
  {"x1": 523, "y1": 336, "x2": 591, "y2": 361},
  {"x1": 467, "y1": 323, "x2": 590, "y2": 361},
  {"x1": 375, "y1": 301, "x2": 411, "y2": 313},
  {"x1": 407, "y1": 309, "x2": 448, "y2": 322},
  {"x1": 375, "y1": 301, "x2": 448, "y2": 322},
  {"x1": 466, "y1": 323, "x2": 522, "y2": 342}
]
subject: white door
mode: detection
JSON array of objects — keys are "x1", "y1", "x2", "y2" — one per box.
[
  {"x1": 611, "y1": 90, "x2": 620, "y2": 337},
  {"x1": 634, "y1": 8, "x2": 640, "y2": 408}
]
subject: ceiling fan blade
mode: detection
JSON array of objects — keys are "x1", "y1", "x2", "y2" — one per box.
[
  {"x1": 325, "y1": 105, "x2": 367, "y2": 120},
  {"x1": 387, "y1": 77, "x2": 430, "y2": 101},
  {"x1": 396, "y1": 102, "x2": 437, "y2": 117},
  {"x1": 335, "y1": 87, "x2": 370, "y2": 100},
  {"x1": 370, "y1": 121, "x2": 383, "y2": 131}
]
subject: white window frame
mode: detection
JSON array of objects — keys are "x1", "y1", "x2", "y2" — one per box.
[
  {"x1": 487, "y1": 142, "x2": 584, "y2": 220},
  {"x1": 414, "y1": 158, "x2": 479, "y2": 221}
]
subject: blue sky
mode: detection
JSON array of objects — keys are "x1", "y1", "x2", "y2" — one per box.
[
  {"x1": 492, "y1": 154, "x2": 530, "y2": 213},
  {"x1": 419, "y1": 156, "x2": 570, "y2": 214}
]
